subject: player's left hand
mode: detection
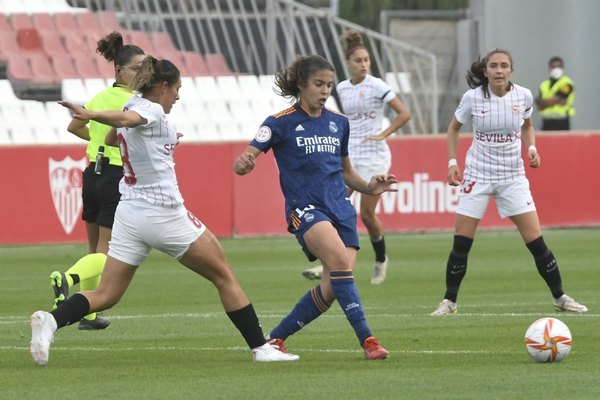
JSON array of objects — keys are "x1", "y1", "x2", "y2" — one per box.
[
  {"x1": 528, "y1": 148, "x2": 541, "y2": 168},
  {"x1": 368, "y1": 174, "x2": 399, "y2": 195}
]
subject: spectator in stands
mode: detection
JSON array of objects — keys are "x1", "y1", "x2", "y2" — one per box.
[
  {"x1": 430, "y1": 48, "x2": 587, "y2": 316},
  {"x1": 234, "y1": 54, "x2": 397, "y2": 360},
  {"x1": 535, "y1": 56, "x2": 575, "y2": 130},
  {"x1": 302, "y1": 29, "x2": 411, "y2": 284},
  {"x1": 48, "y1": 31, "x2": 145, "y2": 330},
  {"x1": 31, "y1": 56, "x2": 299, "y2": 365}
]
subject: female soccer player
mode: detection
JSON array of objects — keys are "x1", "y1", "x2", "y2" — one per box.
[
  {"x1": 302, "y1": 29, "x2": 411, "y2": 284},
  {"x1": 430, "y1": 48, "x2": 587, "y2": 316},
  {"x1": 234, "y1": 54, "x2": 397, "y2": 359},
  {"x1": 49, "y1": 32, "x2": 145, "y2": 330},
  {"x1": 31, "y1": 56, "x2": 298, "y2": 365}
]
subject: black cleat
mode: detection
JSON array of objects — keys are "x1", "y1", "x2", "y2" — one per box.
[{"x1": 79, "y1": 316, "x2": 111, "y2": 330}]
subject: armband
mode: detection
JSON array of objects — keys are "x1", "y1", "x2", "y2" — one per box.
[
  {"x1": 528, "y1": 145, "x2": 537, "y2": 153},
  {"x1": 448, "y1": 159, "x2": 458, "y2": 168}
]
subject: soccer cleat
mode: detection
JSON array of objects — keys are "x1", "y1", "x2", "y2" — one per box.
[
  {"x1": 79, "y1": 315, "x2": 111, "y2": 330},
  {"x1": 362, "y1": 336, "x2": 389, "y2": 360},
  {"x1": 302, "y1": 265, "x2": 323, "y2": 280},
  {"x1": 50, "y1": 271, "x2": 69, "y2": 310},
  {"x1": 30, "y1": 311, "x2": 57, "y2": 366},
  {"x1": 553, "y1": 294, "x2": 588, "y2": 313},
  {"x1": 252, "y1": 343, "x2": 299, "y2": 362},
  {"x1": 370, "y1": 256, "x2": 388, "y2": 285},
  {"x1": 266, "y1": 337, "x2": 288, "y2": 353},
  {"x1": 430, "y1": 299, "x2": 457, "y2": 316}
]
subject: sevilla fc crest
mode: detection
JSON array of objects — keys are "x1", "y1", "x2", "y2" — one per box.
[{"x1": 48, "y1": 156, "x2": 87, "y2": 234}]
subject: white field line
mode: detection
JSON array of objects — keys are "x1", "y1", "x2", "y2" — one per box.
[
  {"x1": 1, "y1": 310, "x2": 598, "y2": 325},
  {"x1": 0, "y1": 344, "x2": 520, "y2": 355}
]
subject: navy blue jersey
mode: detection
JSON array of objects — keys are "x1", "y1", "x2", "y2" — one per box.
[{"x1": 250, "y1": 104, "x2": 356, "y2": 222}]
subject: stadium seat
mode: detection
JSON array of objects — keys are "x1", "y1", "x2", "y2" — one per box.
[
  {"x1": 45, "y1": 100, "x2": 74, "y2": 130},
  {"x1": 73, "y1": 54, "x2": 101, "y2": 78},
  {"x1": 95, "y1": 57, "x2": 115, "y2": 79},
  {"x1": 180, "y1": 51, "x2": 210, "y2": 76},
  {"x1": 157, "y1": 51, "x2": 190, "y2": 76},
  {"x1": 9, "y1": 124, "x2": 37, "y2": 145},
  {"x1": 204, "y1": 53, "x2": 234, "y2": 75},
  {"x1": 125, "y1": 30, "x2": 155, "y2": 53},
  {"x1": 32, "y1": 125, "x2": 59, "y2": 145},
  {"x1": 84, "y1": 78, "x2": 109, "y2": 97},
  {"x1": 75, "y1": 12, "x2": 102, "y2": 34},
  {"x1": 178, "y1": 76, "x2": 199, "y2": 101},
  {"x1": 215, "y1": 75, "x2": 240, "y2": 99},
  {"x1": 9, "y1": 13, "x2": 32, "y2": 31},
  {"x1": 0, "y1": 125, "x2": 11, "y2": 144},
  {"x1": 29, "y1": 53, "x2": 59, "y2": 84},
  {"x1": 31, "y1": 13, "x2": 57, "y2": 32},
  {"x1": 96, "y1": 11, "x2": 123, "y2": 32},
  {"x1": 237, "y1": 74, "x2": 262, "y2": 97},
  {"x1": 150, "y1": 31, "x2": 179, "y2": 54},
  {"x1": 53, "y1": 13, "x2": 79, "y2": 33},
  {"x1": 50, "y1": 54, "x2": 79, "y2": 79},
  {"x1": 0, "y1": 102, "x2": 26, "y2": 127},
  {"x1": 61, "y1": 78, "x2": 88, "y2": 104},
  {"x1": 62, "y1": 34, "x2": 90, "y2": 55},
  {"x1": 0, "y1": 14, "x2": 12, "y2": 33},
  {"x1": 195, "y1": 76, "x2": 223, "y2": 101},
  {"x1": 6, "y1": 54, "x2": 33, "y2": 82},
  {"x1": 195, "y1": 120, "x2": 222, "y2": 142},
  {"x1": 0, "y1": 79, "x2": 20, "y2": 102},
  {"x1": 22, "y1": 99, "x2": 49, "y2": 123},
  {"x1": 39, "y1": 30, "x2": 67, "y2": 57},
  {"x1": 0, "y1": 32, "x2": 21, "y2": 62},
  {"x1": 16, "y1": 28, "x2": 43, "y2": 52}
]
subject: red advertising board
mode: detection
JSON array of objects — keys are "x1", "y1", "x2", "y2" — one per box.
[{"x1": 1, "y1": 132, "x2": 599, "y2": 244}]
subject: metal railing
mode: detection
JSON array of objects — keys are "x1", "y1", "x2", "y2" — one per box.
[{"x1": 70, "y1": 0, "x2": 439, "y2": 133}]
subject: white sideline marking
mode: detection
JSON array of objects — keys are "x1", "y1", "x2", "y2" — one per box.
[
  {"x1": 1, "y1": 311, "x2": 598, "y2": 325},
  {"x1": 0, "y1": 345, "x2": 519, "y2": 355}
]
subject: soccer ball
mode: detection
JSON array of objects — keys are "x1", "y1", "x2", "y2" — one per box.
[{"x1": 524, "y1": 317, "x2": 572, "y2": 363}]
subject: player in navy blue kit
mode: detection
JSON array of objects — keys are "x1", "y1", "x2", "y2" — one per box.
[{"x1": 234, "y1": 55, "x2": 397, "y2": 359}]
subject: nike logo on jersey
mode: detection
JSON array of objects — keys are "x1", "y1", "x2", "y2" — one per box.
[
  {"x1": 295, "y1": 124, "x2": 305, "y2": 131},
  {"x1": 481, "y1": 110, "x2": 489, "y2": 114}
]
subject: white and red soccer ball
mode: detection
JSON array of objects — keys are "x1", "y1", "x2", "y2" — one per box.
[{"x1": 524, "y1": 317, "x2": 572, "y2": 363}]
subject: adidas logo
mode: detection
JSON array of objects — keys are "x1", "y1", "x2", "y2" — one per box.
[{"x1": 295, "y1": 124, "x2": 305, "y2": 132}]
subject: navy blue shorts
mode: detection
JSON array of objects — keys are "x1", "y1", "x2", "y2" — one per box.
[{"x1": 288, "y1": 205, "x2": 359, "y2": 262}]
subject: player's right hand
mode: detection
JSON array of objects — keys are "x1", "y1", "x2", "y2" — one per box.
[{"x1": 447, "y1": 165, "x2": 461, "y2": 186}]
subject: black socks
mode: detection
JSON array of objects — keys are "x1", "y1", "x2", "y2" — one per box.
[{"x1": 444, "y1": 235, "x2": 473, "y2": 302}]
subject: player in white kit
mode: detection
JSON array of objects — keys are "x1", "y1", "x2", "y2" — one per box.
[
  {"x1": 30, "y1": 56, "x2": 298, "y2": 364},
  {"x1": 302, "y1": 29, "x2": 411, "y2": 284},
  {"x1": 431, "y1": 49, "x2": 587, "y2": 316}
]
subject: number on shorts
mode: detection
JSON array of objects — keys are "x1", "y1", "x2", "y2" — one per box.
[{"x1": 461, "y1": 180, "x2": 476, "y2": 194}]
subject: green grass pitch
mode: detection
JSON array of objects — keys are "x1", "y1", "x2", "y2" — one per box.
[{"x1": 1, "y1": 228, "x2": 598, "y2": 399}]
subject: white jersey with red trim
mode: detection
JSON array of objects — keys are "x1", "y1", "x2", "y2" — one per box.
[
  {"x1": 455, "y1": 83, "x2": 533, "y2": 183},
  {"x1": 336, "y1": 74, "x2": 396, "y2": 161},
  {"x1": 117, "y1": 95, "x2": 183, "y2": 207}
]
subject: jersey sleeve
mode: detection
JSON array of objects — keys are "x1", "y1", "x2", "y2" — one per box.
[
  {"x1": 130, "y1": 100, "x2": 160, "y2": 129},
  {"x1": 373, "y1": 77, "x2": 396, "y2": 103},
  {"x1": 454, "y1": 90, "x2": 473, "y2": 124},
  {"x1": 249, "y1": 116, "x2": 277, "y2": 153},
  {"x1": 523, "y1": 88, "x2": 533, "y2": 120}
]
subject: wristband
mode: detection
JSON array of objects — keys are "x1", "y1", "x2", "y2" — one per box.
[
  {"x1": 528, "y1": 145, "x2": 537, "y2": 153},
  {"x1": 448, "y1": 159, "x2": 458, "y2": 168}
]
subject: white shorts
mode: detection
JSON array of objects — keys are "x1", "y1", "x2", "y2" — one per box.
[
  {"x1": 351, "y1": 151, "x2": 391, "y2": 182},
  {"x1": 456, "y1": 176, "x2": 536, "y2": 219},
  {"x1": 108, "y1": 199, "x2": 207, "y2": 266}
]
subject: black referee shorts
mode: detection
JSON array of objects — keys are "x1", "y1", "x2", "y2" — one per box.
[{"x1": 81, "y1": 162, "x2": 123, "y2": 228}]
